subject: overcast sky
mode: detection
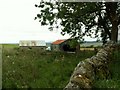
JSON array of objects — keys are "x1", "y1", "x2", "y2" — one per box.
[{"x1": 0, "y1": 0, "x2": 97, "y2": 44}]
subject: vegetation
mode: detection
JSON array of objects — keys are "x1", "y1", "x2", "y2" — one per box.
[
  {"x1": 2, "y1": 44, "x2": 94, "y2": 88},
  {"x1": 2, "y1": 44, "x2": 120, "y2": 88},
  {"x1": 35, "y1": 1, "x2": 120, "y2": 43},
  {"x1": 93, "y1": 50, "x2": 120, "y2": 88}
]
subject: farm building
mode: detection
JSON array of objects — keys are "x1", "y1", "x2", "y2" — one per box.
[
  {"x1": 19, "y1": 40, "x2": 46, "y2": 50},
  {"x1": 51, "y1": 39, "x2": 66, "y2": 51},
  {"x1": 51, "y1": 39, "x2": 78, "y2": 52}
]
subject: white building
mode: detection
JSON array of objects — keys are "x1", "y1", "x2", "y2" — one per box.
[
  {"x1": 19, "y1": 40, "x2": 46, "y2": 46},
  {"x1": 19, "y1": 40, "x2": 46, "y2": 50}
]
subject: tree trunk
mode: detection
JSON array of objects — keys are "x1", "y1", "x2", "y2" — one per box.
[
  {"x1": 75, "y1": 44, "x2": 80, "y2": 53},
  {"x1": 111, "y1": 22, "x2": 118, "y2": 42},
  {"x1": 106, "y1": 2, "x2": 119, "y2": 42}
]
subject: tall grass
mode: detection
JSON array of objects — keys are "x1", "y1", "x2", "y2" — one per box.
[
  {"x1": 2, "y1": 44, "x2": 120, "y2": 88},
  {"x1": 2, "y1": 44, "x2": 95, "y2": 88},
  {"x1": 93, "y1": 50, "x2": 120, "y2": 88}
]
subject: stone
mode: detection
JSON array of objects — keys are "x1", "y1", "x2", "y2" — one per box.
[{"x1": 64, "y1": 41, "x2": 117, "y2": 90}]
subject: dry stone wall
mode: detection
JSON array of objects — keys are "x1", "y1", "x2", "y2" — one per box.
[{"x1": 64, "y1": 41, "x2": 117, "y2": 90}]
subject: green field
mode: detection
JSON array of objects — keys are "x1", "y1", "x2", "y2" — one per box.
[
  {"x1": 2, "y1": 44, "x2": 95, "y2": 88},
  {"x1": 2, "y1": 44, "x2": 120, "y2": 88}
]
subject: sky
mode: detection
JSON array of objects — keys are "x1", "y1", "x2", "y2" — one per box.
[{"x1": 0, "y1": 0, "x2": 97, "y2": 44}]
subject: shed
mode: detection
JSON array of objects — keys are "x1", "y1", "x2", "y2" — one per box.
[
  {"x1": 51, "y1": 39, "x2": 66, "y2": 51},
  {"x1": 19, "y1": 40, "x2": 46, "y2": 50},
  {"x1": 51, "y1": 39, "x2": 77, "y2": 52}
]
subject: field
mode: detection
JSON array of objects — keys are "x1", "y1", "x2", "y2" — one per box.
[
  {"x1": 2, "y1": 44, "x2": 95, "y2": 88},
  {"x1": 2, "y1": 44, "x2": 120, "y2": 88}
]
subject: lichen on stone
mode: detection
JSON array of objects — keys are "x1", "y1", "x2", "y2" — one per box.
[{"x1": 64, "y1": 41, "x2": 117, "y2": 90}]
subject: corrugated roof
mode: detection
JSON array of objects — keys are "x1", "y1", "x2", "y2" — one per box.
[
  {"x1": 52, "y1": 39, "x2": 67, "y2": 45},
  {"x1": 19, "y1": 40, "x2": 46, "y2": 46}
]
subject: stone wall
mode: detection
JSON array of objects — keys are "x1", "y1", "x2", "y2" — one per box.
[{"x1": 64, "y1": 41, "x2": 117, "y2": 90}]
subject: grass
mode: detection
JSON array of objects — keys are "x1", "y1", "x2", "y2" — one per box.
[
  {"x1": 2, "y1": 44, "x2": 19, "y2": 48},
  {"x1": 2, "y1": 44, "x2": 95, "y2": 88},
  {"x1": 93, "y1": 50, "x2": 120, "y2": 88},
  {"x1": 2, "y1": 44, "x2": 120, "y2": 88}
]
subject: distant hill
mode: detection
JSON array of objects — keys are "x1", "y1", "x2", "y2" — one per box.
[{"x1": 80, "y1": 41, "x2": 103, "y2": 47}]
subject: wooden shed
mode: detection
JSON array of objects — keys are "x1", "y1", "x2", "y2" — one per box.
[
  {"x1": 51, "y1": 39, "x2": 77, "y2": 52},
  {"x1": 51, "y1": 39, "x2": 66, "y2": 51}
]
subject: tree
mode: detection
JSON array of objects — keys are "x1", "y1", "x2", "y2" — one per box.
[{"x1": 35, "y1": 1, "x2": 120, "y2": 43}]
